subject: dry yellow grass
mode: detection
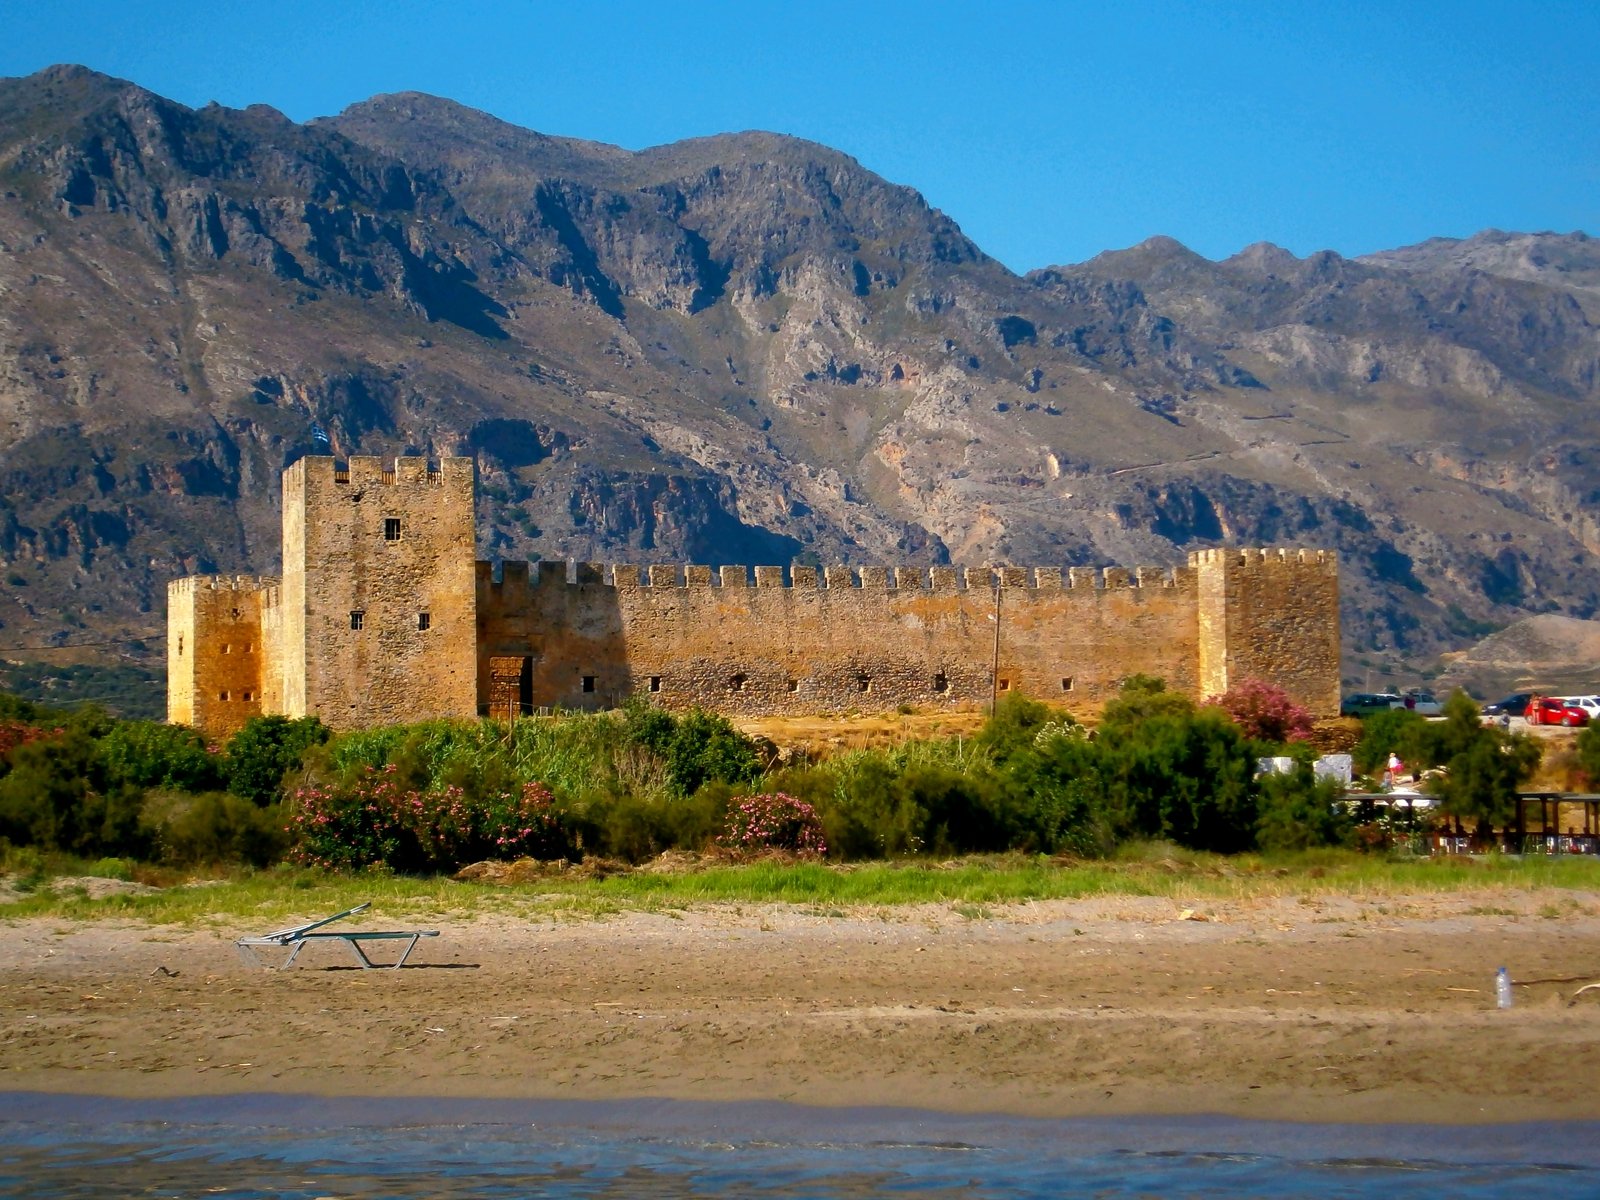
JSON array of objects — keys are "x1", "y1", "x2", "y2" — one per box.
[{"x1": 733, "y1": 708, "x2": 991, "y2": 756}]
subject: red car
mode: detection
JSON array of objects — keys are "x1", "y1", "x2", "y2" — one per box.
[{"x1": 1527, "y1": 696, "x2": 1590, "y2": 727}]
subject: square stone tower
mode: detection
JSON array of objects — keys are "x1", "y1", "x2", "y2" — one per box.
[
  {"x1": 278, "y1": 456, "x2": 477, "y2": 728},
  {"x1": 1192, "y1": 547, "x2": 1341, "y2": 716},
  {"x1": 166, "y1": 574, "x2": 276, "y2": 739}
]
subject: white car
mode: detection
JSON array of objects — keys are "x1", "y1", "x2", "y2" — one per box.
[
  {"x1": 1391, "y1": 691, "x2": 1442, "y2": 716},
  {"x1": 1559, "y1": 695, "x2": 1600, "y2": 721}
]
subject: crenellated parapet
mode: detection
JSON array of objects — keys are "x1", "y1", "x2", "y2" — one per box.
[
  {"x1": 476, "y1": 559, "x2": 1192, "y2": 592},
  {"x1": 167, "y1": 573, "x2": 279, "y2": 597}
]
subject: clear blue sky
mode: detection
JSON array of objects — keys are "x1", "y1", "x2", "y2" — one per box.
[{"x1": 3, "y1": 1, "x2": 1595, "y2": 272}]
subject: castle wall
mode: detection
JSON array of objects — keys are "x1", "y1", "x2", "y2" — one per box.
[
  {"x1": 281, "y1": 456, "x2": 477, "y2": 729},
  {"x1": 168, "y1": 453, "x2": 1341, "y2": 736},
  {"x1": 165, "y1": 574, "x2": 275, "y2": 740},
  {"x1": 1193, "y1": 548, "x2": 1341, "y2": 716},
  {"x1": 476, "y1": 561, "x2": 1207, "y2": 716}
]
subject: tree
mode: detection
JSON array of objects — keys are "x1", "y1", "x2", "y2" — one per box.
[
  {"x1": 1577, "y1": 722, "x2": 1600, "y2": 789},
  {"x1": 1419, "y1": 692, "x2": 1542, "y2": 833},
  {"x1": 1352, "y1": 708, "x2": 1430, "y2": 777}
]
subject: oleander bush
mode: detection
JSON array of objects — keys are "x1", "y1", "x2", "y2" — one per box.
[
  {"x1": 721, "y1": 791, "x2": 827, "y2": 856},
  {"x1": 288, "y1": 766, "x2": 571, "y2": 872}
]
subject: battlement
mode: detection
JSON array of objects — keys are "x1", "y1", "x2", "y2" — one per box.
[
  {"x1": 477, "y1": 560, "x2": 1188, "y2": 593},
  {"x1": 289, "y1": 455, "x2": 475, "y2": 489},
  {"x1": 173, "y1": 447, "x2": 1341, "y2": 734},
  {"x1": 1188, "y1": 546, "x2": 1338, "y2": 572},
  {"x1": 168, "y1": 574, "x2": 279, "y2": 596}
]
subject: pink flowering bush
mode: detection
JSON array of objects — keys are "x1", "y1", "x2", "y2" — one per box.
[
  {"x1": 1204, "y1": 678, "x2": 1315, "y2": 744},
  {"x1": 720, "y1": 791, "x2": 827, "y2": 857},
  {"x1": 289, "y1": 766, "x2": 570, "y2": 872}
]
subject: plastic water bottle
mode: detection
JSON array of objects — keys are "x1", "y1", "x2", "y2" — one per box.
[{"x1": 1496, "y1": 966, "x2": 1513, "y2": 1009}]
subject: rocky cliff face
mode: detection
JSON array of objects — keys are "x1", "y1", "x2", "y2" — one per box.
[{"x1": 2, "y1": 65, "x2": 1598, "y2": 685}]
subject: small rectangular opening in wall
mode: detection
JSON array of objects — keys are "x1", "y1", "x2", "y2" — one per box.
[
  {"x1": 1061, "y1": 676, "x2": 1074, "y2": 692},
  {"x1": 731, "y1": 673, "x2": 747, "y2": 692},
  {"x1": 218, "y1": 690, "x2": 229, "y2": 701},
  {"x1": 649, "y1": 676, "x2": 661, "y2": 693},
  {"x1": 582, "y1": 675, "x2": 596, "y2": 694},
  {"x1": 221, "y1": 643, "x2": 230, "y2": 654},
  {"x1": 787, "y1": 678, "x2": 799, "y2": 692},
  {"x1": 350, "y1": 611, "x2": 364, "y2": 630},
  {"x1": 998, "y1": 678, "x2": 1012, "y2": 692},
  {"x1": 384, "y1": 517, "x2": 402, "y2": 541},
  {"x1": 242, "y1": 691, "x2": 253, "y2": 702},
  {"x1": 230, "y1": 607, "x2": 240, "y2": 620},
  {"x1": 856, "y1": 674, "x2": 871, "y2": 693},
  {"x1": 177, "y1": 636, "x2": 183, "y2": 657},
  {"x1": 932, "y1": 672, "x2": 949, "y2": 693},
  {"x1": 417, "y1": 612, "x2": 431, "y2": 631}
]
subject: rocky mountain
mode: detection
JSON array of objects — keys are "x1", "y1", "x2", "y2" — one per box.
[{"x1": 2, "y1": 65, "x2": 1598, "y2": 690}]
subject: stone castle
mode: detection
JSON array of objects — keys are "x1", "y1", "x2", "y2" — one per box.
[{"x1": 167, "y1": 456, "x2": 1342, "y2": 737}]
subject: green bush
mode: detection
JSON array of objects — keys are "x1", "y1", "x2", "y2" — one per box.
[
  {"x1": 995, "y1": 724, "x2": 1116, "y2": 856},
  {"x1": 98, "y1": 721, "x2": 224, "y2": 793},
  {"x1": 141, "y1": 790, "x2": 288, "y2": 867},
  {"x1": 662, "y1": 709, "x2": 766, "y2": 797},
  {"x1": 1255, "y1": 769, "x2": 1353, "y2": 852},
  {"x1": 226, "y1": 715, "x2": 330, "y2": 806},
  {"x1": 1098, "y1": 706, "x2": 1258, "y2": 854},
  {"x1": 0, "y1": 726, "x2": 146, "y2": 857}
]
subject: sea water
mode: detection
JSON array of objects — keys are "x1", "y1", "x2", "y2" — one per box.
[{"x1": 2, "y1": 1093, "x2": 1596, "y2": 1199}]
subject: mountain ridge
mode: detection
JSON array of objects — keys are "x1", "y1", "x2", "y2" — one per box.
[{"x1": 1, "y1": 65, "x2": 1597, "y2": 691}]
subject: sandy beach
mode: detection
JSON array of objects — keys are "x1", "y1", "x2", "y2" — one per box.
[{"x1": 4, "y1": 888, "x2": 1600, "y2": 1124}]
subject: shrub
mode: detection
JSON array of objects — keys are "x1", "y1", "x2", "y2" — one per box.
[
  {"x1": 1098, "y1": 707, "x2": 1258, "y2": 854},
  {"x1": 0, "y1": 726, "x2": 145, "y2": 857},
  {"x1": 721, "y1": 792, "x2": 827, "y2": 856},
  {"x1": 1205, "y1": 678, "x2": 1314, "y2": 744},
  {"x1": 226, "y1": 716, "x2": 330, "y2": 806},
  {"x1": 995, "y1": 724, "x2": 1117, "y2": 856},
  {"x1": 98, "y1": 721, "x2": 224, "y2": 793},
  {"x1": 141, "y1": 790, "x2": 287, "y2": 867},
  {"x1": 818, "y1": 754, "x2": 926, "y2": 858},
  {"x1": 661, "y1": 709, "x2": 765, "y2": 797},
  {"x1": 288, "y1": 767, "x2": 570, "y2": 873},
  {"x1": 975, "y1": 693, "x2": 1059, "y2": 760},
  {"x1": 1255, "y1": 769, "x2": 1353, "y2": 852}
]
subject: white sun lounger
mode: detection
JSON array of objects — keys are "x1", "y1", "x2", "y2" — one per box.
[{"x1": 235, "y1": 902, "x2": 439, "y2": 969}]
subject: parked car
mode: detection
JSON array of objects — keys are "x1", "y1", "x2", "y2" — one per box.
[
  {"x1": 1526, "y1": 696, "x2": 1590, "y2": 727},
  {"x1": 1394, "y1": 690, "x2": 1442, "y2": 716},
  {"x1": 1341, "y1": 692, "x2": 1401, "y2": 717},
  {"x1": 1560, "y1": 695, "x2": 1600, "y2": 721},
  {"x1": 1481, "y1": 693, "x2": 1534, "y2": 718}
]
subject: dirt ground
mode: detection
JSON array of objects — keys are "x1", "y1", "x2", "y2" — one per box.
[{"x1": 4, "y1": 888, "x2": 1600, "y2": 1124}]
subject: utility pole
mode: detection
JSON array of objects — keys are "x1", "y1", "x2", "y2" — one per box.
[{"x1": 990, "y1": 575, "x2": 1003, "y2": 713}]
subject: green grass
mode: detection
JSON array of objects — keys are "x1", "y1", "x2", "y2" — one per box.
[{"x1": 3, "y1": 848, "x2": 1599, "y2": 927}]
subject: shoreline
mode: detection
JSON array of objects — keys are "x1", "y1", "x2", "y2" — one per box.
[{"x1": 3, "y1": 889, "x2": 1599, "y2": 1125}]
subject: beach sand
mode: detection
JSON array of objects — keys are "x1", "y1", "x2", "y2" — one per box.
[{"x1": 3, "y1": 888, "x2": 1599, "y2": 1123}]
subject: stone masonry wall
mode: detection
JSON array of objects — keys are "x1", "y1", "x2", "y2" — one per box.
[
  {"x1": 477, "y1": 561, "x2": 1207, "y2": 716},
  {"x1": 282, "y1": 456, "x2": 478, "y2": 728},
  {"x1": 165, "y1": 574, "x2": 274, "y2": 739},
  {"x1": 169, "y1": 453, "x2": 1342, "y2": 737},
  {"x1": 1193, "y1": 548, "x2": 1341, "y2": 716}
]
